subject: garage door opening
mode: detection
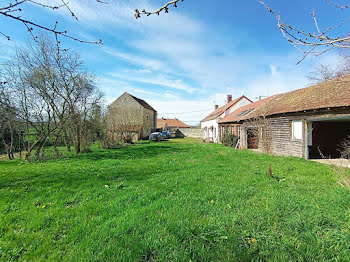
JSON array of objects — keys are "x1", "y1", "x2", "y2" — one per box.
[{"x1": 308, "y1": 120, "x2": 350, "y2": 159}]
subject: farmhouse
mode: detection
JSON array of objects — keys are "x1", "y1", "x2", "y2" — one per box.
[
  {"x1": 200, "y1": 95, "x2": 252, "y2": 143},
  {"x1": 219, "y1": 76, "x2": 350, "y2": 159},
  {"x1": 107, "y1": 92, "x2": 157, "y2": 141},
  {"x1": 157, "y1": 118, "x2": 190, "y2": 132}
]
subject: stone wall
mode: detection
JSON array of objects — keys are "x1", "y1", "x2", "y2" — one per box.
[{"x1": 180, "y1": 128, "x2": 205, "y2": 138}]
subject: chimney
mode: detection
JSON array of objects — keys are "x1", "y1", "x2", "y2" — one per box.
[
  {"x1": 215, "y1": 105, "x2": 219, "y2": 110},
  {"x1": 227, "y1": 94, "x2": 232, "y2": 104}
]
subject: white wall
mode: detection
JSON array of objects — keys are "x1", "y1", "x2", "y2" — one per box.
[
  {"x1": 200, "y1": 97, "x2": 252, "y2": 143},
  {"x1": 201, "y1": 119, "x2": 218, "y2": 142}
]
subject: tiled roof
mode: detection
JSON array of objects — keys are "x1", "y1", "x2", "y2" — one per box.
[
  {"x1": 251, "y1": 75, "x2": 350, "y2": 117},
  {"x1": 157, "y1": 118, "x2": 190, "y2": 128},
  {"x1": 157, "y1": 121, "x2": 167, "y2": 130},
  {"x1": 201, "y1": 95, "x2": 252, "y2": 122},
  {"x1": 219, "y1": 75, "x2": 350, "y2": 123},
  {"x1": 219, "y1": 96, "x2": 276, "y2": 123},
  {"x1": 129, "y1": 94, "x2": 157, "y2": 112}
]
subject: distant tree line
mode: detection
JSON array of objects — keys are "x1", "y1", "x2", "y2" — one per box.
[{"x1": 0, "y1": 35, "x2": 105, "y2": 161}]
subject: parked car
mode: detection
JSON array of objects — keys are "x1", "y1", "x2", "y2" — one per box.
[
  {"x1": 162, "y1": 130, "x2": 171, "y2": 139},
  {"x1": 149, "y1": 132, "x2": 166, "y2": 142}
]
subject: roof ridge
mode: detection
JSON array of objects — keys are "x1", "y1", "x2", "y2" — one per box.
[
  {"x1": 128, "y1": 93, "x2": 157, "y2": 112},
  {"x1": 201, "y1": 95, "x2": 252, "y2": 122}
]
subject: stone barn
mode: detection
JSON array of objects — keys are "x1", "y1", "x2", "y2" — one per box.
[{"x1": 107, "y1": 92, "x2": 157, "y2": 141}]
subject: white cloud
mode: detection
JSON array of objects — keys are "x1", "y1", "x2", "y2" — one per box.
[
  {"x1": 43, "y1": 0, "x2": 201, "y2": 36},
  {"x1": 270, "y1": 65, "x2": 278, "y2": 76},
  {"x1": 103, "y1": 47, "x2": 165, "y2": 71},
  {"x1": 107, "y1": 71, "x2": 198, "y2": 93},
  {"x1": 33, "y1": 0, "x2": 345, "y2": 125}
]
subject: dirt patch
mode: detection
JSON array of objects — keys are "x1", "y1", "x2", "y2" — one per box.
[{"x1": 0, "y1": 152, "x2": 23, "y2": 161}]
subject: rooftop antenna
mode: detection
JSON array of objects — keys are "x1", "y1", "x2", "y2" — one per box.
[{"x1": 255, "y1": 96, "x2": 268, "y2": 101}]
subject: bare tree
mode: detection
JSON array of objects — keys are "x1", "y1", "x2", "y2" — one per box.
[
  {"x1": 54, "y1": 56, "x2": 103, "y2": 153},
  {"x1": 307, "y1": 63, "x2": 338, "y2": 84},
  {"x1": 1, "y1": 34, "x2": 103, "y2": 160},
  {"x1": 0, "y1": 75, "x2": 26, "y2": 159},
  {"x1": 106, "y1": 107, "x2": 142, "y2": 144},
  {"x1": 0, "y1": 0, "x2": 104, "y2": 50},
  {"x1": 307, "y1": 51, "x2": 350, "y2": 84},
  {"x1": 0, "y1": 104, "x2": 16, "y2": 159}
]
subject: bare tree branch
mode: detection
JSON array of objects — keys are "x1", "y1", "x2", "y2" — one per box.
[
  {"x1": 258, "y1": 0, "x2": 350, "y2": 63},
  {"x1": 137, "y1": 0, "x2": 350, "y2": 63},
  {"x1": 0, "y1": 0, "x2": 105, "y2": 50},
  {"x1": 135, "y1": 0, "x2": 184, "y2": 19}
]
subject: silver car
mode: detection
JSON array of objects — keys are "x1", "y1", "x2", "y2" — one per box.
[{"x1": 149, "y1": 132, "x2": 166, "y2": 142}]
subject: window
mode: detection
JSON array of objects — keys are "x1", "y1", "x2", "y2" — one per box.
[
  {"x1": 236, "y1": 109, "x2": 254, "y2": 117},
  {"x1": 238, "y1": 126, "x2": 241, "y2": 138},
  {"x1": 291, "y1": 120, "x2": 303, "y2": 140}
]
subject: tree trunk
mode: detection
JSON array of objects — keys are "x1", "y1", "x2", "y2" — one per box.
[
  {"x1": 41, "y1": 143, "x2": 46, "y2": 160},
  {"x1": 9, "y1": 123, "x2": 14, "y2": 160},
  {"x1": 64, "y1": 131, "x2": 71, "y2": 152},
  {"x1": 75, "y1": 125, "x2": 81, "y2": 154},
  {"x1": 54, "y1": 138, "x2": 61, "y2": 158},
  {"x1": 25, "y1": 137, "x2": 44, "y2": 161},
  {"x1": 7, "y1": 151, "x2": 12, "y2": 160}
]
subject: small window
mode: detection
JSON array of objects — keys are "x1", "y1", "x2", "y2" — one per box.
[{"x1": 292, "y1": 120, "x2": 303, "y2": 140}]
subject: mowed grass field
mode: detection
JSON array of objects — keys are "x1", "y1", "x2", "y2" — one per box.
[{"x1": 1, "y1": 138, "x2": 350, "y2": 261}]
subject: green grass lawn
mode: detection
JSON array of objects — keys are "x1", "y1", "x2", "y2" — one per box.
[{"x1": 1, "y1": 138, "x2": 350, "y2": 261}]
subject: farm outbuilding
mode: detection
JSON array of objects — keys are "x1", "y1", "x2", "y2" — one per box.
[
  {"x1": 219, "y1": 76, "x2": 350, "y2": 159},
  {"x1": 107, "y1": 92, "x2": 157, "y2": 141}
]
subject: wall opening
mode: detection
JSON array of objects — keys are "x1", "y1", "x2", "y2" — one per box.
[
  {"x1": 308, "y1": 120, "x2": 350, "y2": 159},
  {"x1": 247, "y1": 128, "x2": 259, "y2": 149}
]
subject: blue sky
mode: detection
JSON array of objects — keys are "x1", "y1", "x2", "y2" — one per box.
[{"x1": 1, "y1": 0, "x2": 347, "y2": 124}]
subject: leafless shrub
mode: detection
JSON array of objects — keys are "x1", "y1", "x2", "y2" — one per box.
[
  {"x1": 106, "y1": 107, "x2": 142, "y2": 144},
  {"x1": 220, "y1": 132, "x2": 238, "y2": 148},
  {"x1": 246, "y1": 115, "x2": 274, "y2": 154},
  {"x1": 339, "y1": 135, "x2": 350, "y2": 159}
]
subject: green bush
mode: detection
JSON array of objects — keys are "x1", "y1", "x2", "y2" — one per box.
[{"x1": 220, "y1": 133, "x2": 238, "y2": 148}]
